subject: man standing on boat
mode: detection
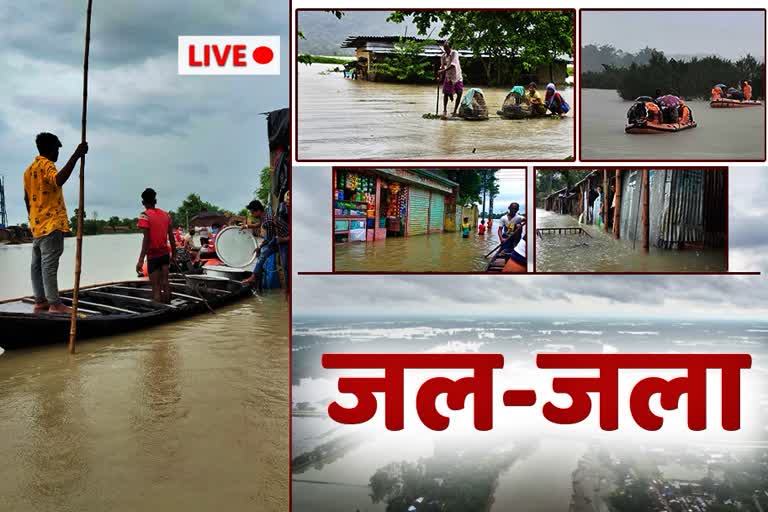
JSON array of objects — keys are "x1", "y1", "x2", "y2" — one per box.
[
  {"x1": 136, "y1": 188, "x2": 175, "y2": 303},
  {"x1": 23, "y1": 132, "x2": 88, "y2": 314},
  {"x1": 438, "y1": 40, "x2": 463, "y2": 118},
  {"x1": 241, "y1": 199, "x2": 289, "y2": 289}
]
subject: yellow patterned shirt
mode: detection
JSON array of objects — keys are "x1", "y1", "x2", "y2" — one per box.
[{"x1": 23, "y1": 156, "x2": 70, "y2": 237}]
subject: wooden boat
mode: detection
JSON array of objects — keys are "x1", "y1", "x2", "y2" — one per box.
[
  {"x1": 0, "y1": 276, "x2": 252, "y2": 350},
  {"x1": 485, "y1": 246, "x2": 526, "y2": 273},
  {"x1": 710, "y1": 98, "x2": 763, "y2": 108}
]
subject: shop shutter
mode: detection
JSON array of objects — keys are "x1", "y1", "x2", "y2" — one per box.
[
  {"x1": 428, "y1": 192, "x2": 445, "y2": 232},
  {"x1": 407, "y1": 186, "x2": 430, "y2": 236}
]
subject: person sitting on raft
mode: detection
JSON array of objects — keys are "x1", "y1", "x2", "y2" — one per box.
[
  {"x1": 711, "y1": 85, "x2": 723, "y2": 100},
  {"x1": 742, "y1": 80, "x2": 752, "y2": 101},
  {"x1": 526, "y1": 82, "x2": 545, "y2": 110},
  {"x1": 544, "y1": 83, "x2": 570, "y2": 116},
  {"x1": 658, "y1": 94, "x2": 681, "y2": 123}
]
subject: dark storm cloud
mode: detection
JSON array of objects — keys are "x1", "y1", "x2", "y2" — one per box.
[
  {"x1": 1, "y1": 0, "x2": 287, "y2": 67},
  {"x1": 1, "y1": 1, "x2": 287, "y2": 224}
]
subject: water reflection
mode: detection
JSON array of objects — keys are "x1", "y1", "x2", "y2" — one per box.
[
  {"x1": 298, "y1": 64, "x2": 574, "y2": 160},
  {"x1": 0, "y1": 295, "x2": 288, "y2": 511},
  {"x1": 334, "y1": 229, "x2": 503, "y2": 272},
  {"x1": 581, "y1": 88, "x2": 765, "y2": 160},
  {"x1": 535, "y1": 209, "x2": 726, "y2": 272}
]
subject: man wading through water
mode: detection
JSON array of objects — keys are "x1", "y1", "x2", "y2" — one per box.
[
  {"x1": 23, "y1": 132, "x2": 88, "y2": 314},
  {"x1": 438, "y1": 41, "x2": 463, "y2": 118}
]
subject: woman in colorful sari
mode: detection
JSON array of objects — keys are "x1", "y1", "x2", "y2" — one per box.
[{"x1": 544, "y1": 83, "x2": 570, "y2": 116}]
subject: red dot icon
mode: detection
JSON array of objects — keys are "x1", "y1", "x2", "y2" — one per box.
[{"x1": 252, "y1": 46, "x2": 274, "y2": 65}]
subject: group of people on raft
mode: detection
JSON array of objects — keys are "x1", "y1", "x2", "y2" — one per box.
[
  {"x1": 505, "y1": 82, "x2": 571, "y2": 117},
  {"x1": 629, "y1": 88, "x2": 694, "y2": 126},
  {"x1": 710, "y1": 80, "x2": 753, "y2": 101},
  {"x1": 436, "y1": 40, "x2": 569, "y2": 118}
]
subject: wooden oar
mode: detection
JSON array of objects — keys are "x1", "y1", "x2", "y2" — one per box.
[
  {"x1": 68, "y1": 0, "x2": 93, "y2": 354},
  {"x1": 484, "y1": 242, "x2": 502, "y2": 258}
]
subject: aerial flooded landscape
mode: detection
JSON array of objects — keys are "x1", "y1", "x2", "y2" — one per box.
[{"x1": 292, "y1": 316, "x2": 768, "y2": 511}]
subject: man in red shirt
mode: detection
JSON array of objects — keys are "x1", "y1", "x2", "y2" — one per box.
[{"x1": 135, "y1": 188, "x2": 175, "y2": 303}]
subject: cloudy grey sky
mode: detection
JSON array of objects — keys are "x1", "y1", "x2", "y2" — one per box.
[
  {"x1": 293, "y1": 167, "x2": 768, "y2": 320},
  {"x1": 1, "y1": 1, "x2": 288, "y2": 225},
  {"x1": 493, "y1": 169, "x2": 525, "y2": 213},
  {"x1": 582, "y1": 11, "x2": 765, "y2": 60}
]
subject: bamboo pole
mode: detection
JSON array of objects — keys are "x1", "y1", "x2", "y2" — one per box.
[
  {"x1": 613, "y1": 169, "x2": 621, "y2": 239},
  {"x1": 68, "y1": 0, "x2": 93, "y2": 354},
  {"x1": 641, "y1": 169, "x2": 649, "y2": 253}
]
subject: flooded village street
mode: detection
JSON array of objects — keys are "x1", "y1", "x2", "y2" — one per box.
[
  {"x1": 0, "y1": 235, "x2": 289, "y2": 511},
  {"x1": 581, "y1": 89, "x2": 765, "y2": 160},
  {"x1": 298, "y1": 64, "x2": 574, "y2": 160},
  {"x1": 535, "y1": 208, "x2": 727, "y2": 272},
  {"x1": 335, "y1": 227, "x2": 503, "y2": 272}
]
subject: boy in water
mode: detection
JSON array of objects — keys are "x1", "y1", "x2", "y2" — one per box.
[
  {"x1": 136, "y1": 188, "x2": 176, "y2": 303},
  {"x1": 461, "y1": 217, "x2": 471, "y2": 238}
]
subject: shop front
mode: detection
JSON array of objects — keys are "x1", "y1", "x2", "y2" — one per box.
[{"x1": 333, "y1": 169, "x2": 458, "y2": 244}]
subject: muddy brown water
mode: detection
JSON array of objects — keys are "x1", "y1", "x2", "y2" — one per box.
[
  {"x1": 535, "y1": 208, "x2": 727, "y2": 272},
  {"x1": 298, "y1": 64, "x2": 574, "y2": 160},
  {"x1": 581, "y1": 88, "x2": 765, "y2": 160},
  {"x1": 334, "y1": 226, "x2": 510, "y2": 272},
  {"x1": 0, "y1": 234, "x2": 288, "y2": 511}
]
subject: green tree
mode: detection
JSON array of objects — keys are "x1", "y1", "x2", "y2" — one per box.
[
  {"x1": 388, "y1": 10, "x2": 574, "y2": 85},
  {"x1": 175, "y1": 193, "x2": 222, "y2": 227},
  {"x1": 108, "y1": 216, "x2": 120, "y2": 229},
  {"x1": 372, "y1": 37, "x2": 435, "y2": 82},
  {"x1": 256, "y1": 166, "x2": 272, "y2": 205}
]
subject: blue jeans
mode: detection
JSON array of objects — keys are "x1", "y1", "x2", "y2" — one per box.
[
  {"x1": 31, "y1": 230, "x2": 65, "y2": 305},
  {"x1": 252, "y1": 239, "x2": 279, "y2": 278}
]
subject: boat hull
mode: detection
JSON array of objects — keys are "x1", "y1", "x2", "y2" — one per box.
[
  {"x1": 625, "y1": 121, "x2": 697, "y2": 134},
  {"x1": 0, "y1": 279, "x2": 252, "y2": 349},
  {"x1": 710, "y1": 99, "x2": 762, "y2": 108}
]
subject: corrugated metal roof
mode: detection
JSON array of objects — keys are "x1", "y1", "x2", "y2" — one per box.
[{"x1": 342, "y1": 35, "x2": 573, "y2": 62}]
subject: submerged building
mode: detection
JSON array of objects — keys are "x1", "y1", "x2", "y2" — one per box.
[
  {"x1": 334, "y1": 168, "x2": 477, "y2": 244},
  {"x1": 340, "y1": 35, "x2": 571, "y2": 85},
  {"x1": 542, "y1": 169, "x2": 726, "y2": 250}
]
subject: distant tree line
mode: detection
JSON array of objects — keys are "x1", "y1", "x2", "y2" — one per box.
[
  {"x1": 582, "y1": 48, "x2": 764, "y2": 100},
  {"x1": 581, "y1": 44, "x2": 656, "y2": 73}
]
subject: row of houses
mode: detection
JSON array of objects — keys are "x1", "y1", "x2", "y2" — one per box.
[
  {"x1": 542, "y1": 169, "x2": 726, "y2": 250},
  {"x1": 341, "y1": 35, "x2": 571, "y2": 85}
]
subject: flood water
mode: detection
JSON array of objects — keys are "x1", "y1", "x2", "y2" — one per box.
[
  {"x1": 0, "y1": 235, "x2": 289, "y2": 511},
  {"x1": 334, "y1": 226, "x2": 510, "y2": 272},
  {"x1": 298, "y1": 64, "x2": 574, "y2": 160},
  {"x1": 535, "y1": 208, "x2": 727, "y2": 272},
  {"x1": 0, "y1": 234, "x2": 142, "y2": 299},
  {"x1": 581, "y1": 88, "x2": 765, "y2": 160},
  {"x1": 489, "y1": 438, "x2": 585, "y2": 512}
]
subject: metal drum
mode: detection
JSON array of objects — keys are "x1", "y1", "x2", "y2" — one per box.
[
  {"x1": 214, "y1": 226, "x2": 261, "y2": 268},
  {"x1": 202, "y1": 265, "x2": 252, "y2": 280}
]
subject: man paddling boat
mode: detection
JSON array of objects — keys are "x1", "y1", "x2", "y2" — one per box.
[
  {"x1": 23, "y1": 132, "x2": 88, "y2": 314},
  {"x1": 498, "y1": 202, "x2": 523, "y2": 253}
]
